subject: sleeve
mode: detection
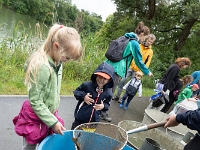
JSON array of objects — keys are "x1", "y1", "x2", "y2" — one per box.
[
  {"x1": 145, "y1": 50, "x2": 153, "y2": 68},
  {"x1": 191, "y1": 72, "x2": 199, "y2": 84},
  {"x1": 163, "y1": 67, "x2": 179, "y2": 91},
  {"x1": 138, "y1": 83, "x2": 142, "y2": 97},
  {"x1": 129, "y1": 41, "x2": 150, "y2": 75},
  {"x1": 102, "y1": 89, "x2": 112, "y2": 111},
  {"x1": 29, "y1": 65, "x2": 58, "y2": 127},
  {"x1": 181, "y1": 88, "x2": 189, "y2": 100},
  {"x1": 73, "y1": 82, "x2": 88, "y2": 102},
  {"x1": 176, "y1": 108, "x2": 200, "y2": 132}
]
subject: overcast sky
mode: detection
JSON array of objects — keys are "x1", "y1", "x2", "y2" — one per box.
[{"x1": 71, "y1": 0, "x2": 116, "y2": 21}]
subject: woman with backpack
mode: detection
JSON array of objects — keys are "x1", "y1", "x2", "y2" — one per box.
[{"x1": 101, "y1": 21, "x2": 153, "y2": 122}]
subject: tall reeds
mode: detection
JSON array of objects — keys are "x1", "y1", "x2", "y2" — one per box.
[
  {"x1": 0, "y1": 22, "x2": 107, "y2": 94},
  {"x1": 0, "y1": 21, "x2": 44, "y2": 94}
]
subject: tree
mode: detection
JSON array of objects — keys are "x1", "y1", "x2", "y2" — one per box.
[{"x1": 97, "y1": 0, "x2": 200, "y2": 78}]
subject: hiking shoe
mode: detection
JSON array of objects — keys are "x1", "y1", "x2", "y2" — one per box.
[
  {"x1": 100, "y1": 115, "x2": 112, "y2": 122},
  {"x1": 112, "y1": 97, "x2": 119, "y2": 101}
]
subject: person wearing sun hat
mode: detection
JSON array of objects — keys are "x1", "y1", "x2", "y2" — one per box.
[
  {"x1": 175, "y1": 84, "x2": 199, "y2": 105},
  {"x1": 71, "y1": 62, "x2": 114, "y2": 129}
]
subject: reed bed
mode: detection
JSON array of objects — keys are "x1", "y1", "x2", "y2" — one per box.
[{"x1": 0, "y1": 21, "x2": 153, "y2": 96}]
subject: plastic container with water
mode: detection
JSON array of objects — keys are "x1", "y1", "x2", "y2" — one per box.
[{"x1": 38, "y1": 130, "x2": 134, "y2": 150}]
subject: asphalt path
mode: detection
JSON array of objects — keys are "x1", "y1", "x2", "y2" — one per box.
[{"x1": 0, "y1": 95, "x2": 150, "y2": 150}]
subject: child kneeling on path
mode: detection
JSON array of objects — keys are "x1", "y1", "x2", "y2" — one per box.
[
  {"x1": 119, "y1": 71, "x2": 143, "y2": 110},
  {"x1": 71, "y1": 62, "x2": 114, "y2": 129}
]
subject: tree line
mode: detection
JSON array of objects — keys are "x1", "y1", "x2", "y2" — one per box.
[
  {"x1": 1, "y1": 0, "x2": 200, "y2": 89},
  {"x1": 1, "y1": 0, "x2": 103, "y2": 34},
  {"x1": 94, "y1": 0, "x2": 200, "y2": 83}
]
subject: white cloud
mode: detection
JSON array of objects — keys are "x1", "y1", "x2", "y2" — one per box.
[{"x1": 72, "y1": 0, "x2": 116, "y2": 21}]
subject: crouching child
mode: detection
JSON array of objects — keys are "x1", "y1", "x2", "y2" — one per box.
[{"x1": 71, "y1": 62, "x2": 114, "y2": 129}]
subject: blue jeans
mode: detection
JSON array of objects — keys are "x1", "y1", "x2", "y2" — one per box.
[{"x1": 115, "y1": 69, "x2": 136, "y2": 98}]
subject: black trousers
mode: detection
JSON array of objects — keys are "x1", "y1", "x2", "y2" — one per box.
[
  {"x1": 161, "y1": 80, "x2": 183, "y2": 113},
  {"x1": 184, "y1": 133, "x2": 200, "y2": 150}
]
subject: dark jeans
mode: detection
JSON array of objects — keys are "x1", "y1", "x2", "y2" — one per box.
[
  {"x1": 112, "y1": 72, "x2": 122, "y2": 93},
  {"x1": 121, "y1": 92, "x2": 134, "y2": 103},
  {"x1": 161, "y1": 80, "x2": 183, "y2": 113}
]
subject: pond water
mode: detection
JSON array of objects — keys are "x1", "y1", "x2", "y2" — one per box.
[{"x1": 0, "y1": 6, "x2": 48, "y2": 44}]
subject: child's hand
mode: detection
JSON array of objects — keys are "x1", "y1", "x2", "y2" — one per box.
[
  {"x1": 84, "y1": 93, "x2": 94, "y2": 105},
  {"x1": 188, "y1": 98, "x2": 196, "y2": 102},
  {"x1": 93, "y1": 100, "x2": 104, "y2": 110},
  {"x1": 52, "y1": 122, "x2": 66, "y2": 135}
]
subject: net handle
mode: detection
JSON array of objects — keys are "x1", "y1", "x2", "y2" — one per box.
[{"x1": 127, "y1": 121, "x2": 167, "y2": 134}]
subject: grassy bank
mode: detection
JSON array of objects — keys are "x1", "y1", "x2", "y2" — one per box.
[{"x1": 0, "y1": 22, "x2": 154, "y2": 96}]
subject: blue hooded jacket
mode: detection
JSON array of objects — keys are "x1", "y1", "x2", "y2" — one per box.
[{"x1": 73, "y1": 62, "x2": 114, "y2": 124}]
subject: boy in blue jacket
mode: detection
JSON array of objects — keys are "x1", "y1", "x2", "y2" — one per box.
[{"x1": 71, "y1": 62, "x2": 114, "y2": 129}]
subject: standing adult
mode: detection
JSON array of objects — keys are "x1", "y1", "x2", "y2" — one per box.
[
  {"x1": 164, "y1": 109, "x2": 200, "y2": 150},
  {"x1": 158, "y1": 57, "x2": 191, "y2": 113},
  {"x1": 101, "y1": 22, "x2": 153, "y2": 122},
  {"x1": 113, "y1": 34, "x2": 156, "y2": 103}
]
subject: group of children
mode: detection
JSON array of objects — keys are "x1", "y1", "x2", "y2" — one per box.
[
  {"x1": 13, "y1": 22, "x2": 200, "y2": 150},
  {"x1": 13, "y1": 22, "x2": 148, "y2": 149}
]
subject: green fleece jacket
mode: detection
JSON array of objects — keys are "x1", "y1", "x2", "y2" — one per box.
[
  {"x1": 175, "y1": 86, "x2": 193, "y2": 105},
  {"x1": 28, "y1": 56, "x2": 62, "y2": 127}
]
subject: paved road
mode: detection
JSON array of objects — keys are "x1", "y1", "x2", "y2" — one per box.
[{"x1": 0, "y1": 95, "x2": 150, "y2": 150}]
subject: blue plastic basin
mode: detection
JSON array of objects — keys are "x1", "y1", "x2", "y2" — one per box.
[{"x1": 38, "y1": 130, "x2": 134, "y2": 150}]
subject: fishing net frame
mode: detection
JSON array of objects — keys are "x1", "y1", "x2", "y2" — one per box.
[{"x1": 73, "y1": 122, "x2": 128, "y2": 150}]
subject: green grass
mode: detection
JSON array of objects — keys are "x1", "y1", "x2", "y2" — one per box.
[{"x1": 0, "y1": 22, "x2": 155, "y2": 97}]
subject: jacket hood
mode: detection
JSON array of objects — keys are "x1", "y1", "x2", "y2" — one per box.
[
  {"x1": 124, "y1": 32, "x2": 138, "y2": 41},
  {"x1": 91, "y1": 62, "x2": 114, "y2": 88}
]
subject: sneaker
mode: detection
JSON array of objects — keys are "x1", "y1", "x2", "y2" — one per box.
[
  {"x1": 124, "y1": 106, "x2": 128, "y2": 110},
  {"x1": 119, "y1": 103, "x2": 123, "y2": 108},
  {"x1": 100, "y1": 114, "x2": 112, "y2": 122},
  {"x1": 112, "y1": 97, "x2": 119, "y2": 101},
  {"x1": 118, "y1": 99, "x2": 122, "y2": 103}
]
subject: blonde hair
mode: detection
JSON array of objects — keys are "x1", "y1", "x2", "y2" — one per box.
[
  {"x1": 147, "y1": 34, "x2": 156, "y2": 41},
  {"x1": 25, "y1": 23, "x2": 82, "y2": 89},
  {"x1": 135, "y1": 71, "x2": 143, "y2": 77},
  {"x1": 175, "y1": 57, "x2": 191, "y2": 68},
  {"x1": 135, "y1": 22, "x2": 150, "y2": 36}
]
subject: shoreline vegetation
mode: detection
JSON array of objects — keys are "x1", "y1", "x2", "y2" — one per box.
[{"x1": 0, "y1": 21, "x2": 154, "y2": 96}]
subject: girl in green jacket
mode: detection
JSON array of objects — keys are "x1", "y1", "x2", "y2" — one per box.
[
  {"x1": 176, "y1": 84, "x2": 199, "y2": 105},
  {"x1": 21, "y1": 24, "x2": 82, "y2": 150}
]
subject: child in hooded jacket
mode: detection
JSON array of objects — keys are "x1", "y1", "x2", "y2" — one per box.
[
  {"x1": 71, "y1": 62, "x2": 114, "y2": 129},
  {"x1": 119, "y1": 71, "x2": 143, "y2": 110}
]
